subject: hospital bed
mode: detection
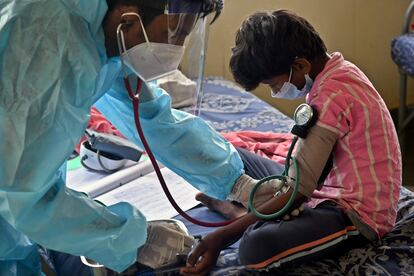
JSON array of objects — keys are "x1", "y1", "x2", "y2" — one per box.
[{"x1": 50, "y1": 77, "x2": 414, "y2": 275}]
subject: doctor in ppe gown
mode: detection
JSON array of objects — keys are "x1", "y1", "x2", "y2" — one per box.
[{"x1": 0, "y1": 0, "x2": 243, "y2": 274}]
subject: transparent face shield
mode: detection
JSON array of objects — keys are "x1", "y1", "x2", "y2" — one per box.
[
  {"x1": 116, "y1": 0, "x2": 215, "y2": 114},
  {"x1": 175, "y1": 10, "x2": 215, "y2": 116}
]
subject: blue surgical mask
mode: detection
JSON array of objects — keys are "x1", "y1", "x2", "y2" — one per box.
[{"x1": 271, "y1": 68, "x2": 313, "y2": 99}]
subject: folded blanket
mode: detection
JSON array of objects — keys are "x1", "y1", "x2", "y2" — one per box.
[{"x1": 221, "y1": 131, "x2": 293, "y2": 165}]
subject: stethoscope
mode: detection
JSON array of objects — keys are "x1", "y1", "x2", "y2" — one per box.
[
  {"x1": 117, "y1": 20, "x2": 234, "y2": 227},
  {"x1": 117, "y1": 22, "x2": 318, "y2": 226},
  {"x1": 248, "y1": 103, "x2": 318, "y2": 219},
  {"x1": 124, "y1": 73, "x2": 317, "y2": 226}
]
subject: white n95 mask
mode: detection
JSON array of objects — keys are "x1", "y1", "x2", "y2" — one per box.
[
  {"x1": 117, "y1": 13, "x2": 185, "y2": 82},
  {"x1": 122, "y1": 43, "x2": 185, "y2": 82},
  {"x1": 271, "y1": 67, "x2": 313, "y2": 100}
]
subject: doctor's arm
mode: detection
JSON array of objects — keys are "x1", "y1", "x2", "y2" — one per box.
[
  {"x1": 95, "y1": 77, "x2": 244, "y2": 200},
  {"x1": 0, "y1": 109, "x2": 148, "y2": 273}
]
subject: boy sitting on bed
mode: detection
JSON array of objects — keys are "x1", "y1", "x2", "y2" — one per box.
[{"x1": 181, "y1": 9, "x2": 402, "y2": 275}]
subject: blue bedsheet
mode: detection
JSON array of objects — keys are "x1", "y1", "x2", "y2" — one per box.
[{"x1": 182, "y1": 77, "x2": 294, "y2": 133}]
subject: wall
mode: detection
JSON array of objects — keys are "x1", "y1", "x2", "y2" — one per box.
[{"x1": 204, "y1": 0, "x2": 414, "y2": 117}]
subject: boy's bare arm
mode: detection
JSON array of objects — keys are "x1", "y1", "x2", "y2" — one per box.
[
  {"x1": 220, "y1": 188, "x2": 306, "y2": 243},
  {"x1": 181, "y1": 189, "x2": 306, "y2": 275}
]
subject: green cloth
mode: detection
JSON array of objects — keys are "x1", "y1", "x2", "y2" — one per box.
[{"x1": 67, "y1": 156, "x2": 83, "y2": 171}]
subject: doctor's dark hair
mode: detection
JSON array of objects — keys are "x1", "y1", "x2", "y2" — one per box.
[
  {"x1": 230, "y1": 10, "x2": 327, "y2": 91},
  {"x1": 106, "y1": 0, "x2": 223, "y2": 26},
  {"x1": 106, "y1": 0, "x2": 164, "y2": 27}
]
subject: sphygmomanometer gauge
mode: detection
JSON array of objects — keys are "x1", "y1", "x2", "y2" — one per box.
[{"x1": 291, "y1": 103, "x2": 318, "y2": 138}]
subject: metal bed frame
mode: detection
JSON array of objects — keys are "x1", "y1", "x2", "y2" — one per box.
[{"x1": 397, "y1": 0, "x2": 414, "y2": 155}]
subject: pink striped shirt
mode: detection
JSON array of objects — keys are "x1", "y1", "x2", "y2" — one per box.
[{"x1": 306, "y1": 52, "x2": 402, "y2": 238}]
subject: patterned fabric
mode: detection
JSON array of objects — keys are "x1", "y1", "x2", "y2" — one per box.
[
  {"x1": 182, "y1": 77, "x2": 294, "y2": 133},
  {"x1": 306, "y1": 52, "x2": 402, "y2": 238},
  {"x1": 391, "y1": 33, "x2": 414, "y2": 76},
  {"x1": 209, "y1": 187, "x2": 414, "y2": 276}
]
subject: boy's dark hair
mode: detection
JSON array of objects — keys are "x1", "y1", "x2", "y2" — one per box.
[
  {"x1": 230, "y1": 10, "x2": 327, "y2": 91},
  {"x1": 106, "y1": 0, "x2": 223, "y2": 27}
]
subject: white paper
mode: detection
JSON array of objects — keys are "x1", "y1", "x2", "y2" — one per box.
[
  {"x1": 67, "y1": 159, "x2": 159, "y2": 198},
  {"x1": 96, "y1": 167, "x2": 200, "y2": 220}
]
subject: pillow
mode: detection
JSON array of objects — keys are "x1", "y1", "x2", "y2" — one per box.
[{"x1": 391, "y1": 33, "x2": 414, "y2": 76}]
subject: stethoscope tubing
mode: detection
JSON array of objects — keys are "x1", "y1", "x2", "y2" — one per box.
[{"x1": 126, "y1": 76, "x2": 299, "y2": 227}]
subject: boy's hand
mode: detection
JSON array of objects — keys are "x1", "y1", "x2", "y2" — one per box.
[{"x1": 180, "y1": 233, "x2": 224, "y2": 276}]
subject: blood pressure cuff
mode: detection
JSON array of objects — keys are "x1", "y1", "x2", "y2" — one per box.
[{"x1": 287, "y1": 125, "x2": 337, "y2": 198}]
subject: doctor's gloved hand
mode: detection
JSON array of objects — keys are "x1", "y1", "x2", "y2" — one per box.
[
  {"x1": 227, "y1": 174, "x2": 306, "y2": 220},
  {"x1": 227, "y1": 174, "x2": 284, "y2": 209},
  {"x1": 136, "y1": 220, "x2": 195, "y2": 269}
]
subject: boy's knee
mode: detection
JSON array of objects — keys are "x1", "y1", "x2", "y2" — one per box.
[
  {"x1": 238, "y1": 232, "x2": 258, "y2": 265},
  {"x1": 239, "y1": 222, "x2": 278, "y2": 266}
]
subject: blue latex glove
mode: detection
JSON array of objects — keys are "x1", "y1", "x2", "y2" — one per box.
[
  {"x1": 95, "y1": 79, "x2": 244, "y2": 200},
  {"x1": 0, "y1": 0, "x2": 148, "y2": 272}
]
